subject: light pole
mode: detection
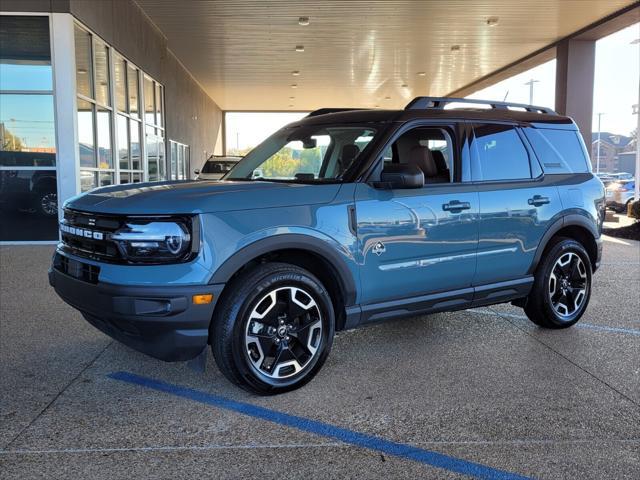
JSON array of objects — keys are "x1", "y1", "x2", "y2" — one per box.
[
  {"x1": 596, "y1": 112, "x2": 605, "y2": 174},
  {"x1": 632, "y1": 39, "x2": 640, "y2": 206},
  {"x1": 524, "y1": 78, "x2": 539, "y2": 105}
]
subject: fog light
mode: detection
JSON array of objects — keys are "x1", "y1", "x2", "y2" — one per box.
[{"x1": 192, "y1": 294, "x2": 213, "y2": 305}]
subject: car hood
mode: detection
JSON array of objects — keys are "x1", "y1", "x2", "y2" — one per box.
[{"x1": 66, "y1": 180, "x2": 342, "y2": 215}]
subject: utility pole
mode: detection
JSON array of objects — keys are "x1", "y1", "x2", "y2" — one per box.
[
  {"x1": 596, "y1": 112, "x2": 605, "y2": 174},
  {"x1": 524, "y1": 79, "x2": 539, "y2": 105}
]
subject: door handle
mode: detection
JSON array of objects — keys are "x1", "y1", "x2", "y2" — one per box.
[
  {"x1": 442, "y1": 200, "x2": 471, "y2": 212},
  {"x1": 528, "y1": 195, "x2": 550, "y2": 207}
]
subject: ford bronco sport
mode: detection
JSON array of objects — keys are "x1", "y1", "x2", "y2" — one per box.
[{"x1": 50, "y1": 97, "x2": 605, "y2": 394}]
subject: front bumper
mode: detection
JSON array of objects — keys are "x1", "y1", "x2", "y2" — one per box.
[{"x1": 49, "y1": 261, "x2": 224, "y2": 362}]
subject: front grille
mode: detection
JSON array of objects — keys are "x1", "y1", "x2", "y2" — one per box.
[
  {"x1": 60, "y1": 209, "x2": 125, "y2": 262},
  {"x1": 53, "y1": 252, "x2": 100, "y2": 284}
]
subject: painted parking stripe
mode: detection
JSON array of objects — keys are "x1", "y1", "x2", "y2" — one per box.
[
  {"x1": 469, "y1": 309, "x2": 640, "y2": 336},
  {"x1": 108, "y1": 371, "x2": 531, "y2": 480}
]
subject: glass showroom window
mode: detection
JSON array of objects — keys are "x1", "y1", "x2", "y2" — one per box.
[
  {"x1": 74, "y1": 24, "x2": 114, "y2": 191},
  {"x1": 144, "y1": 75, "x2": 166, "y2": 181},
  {"x1": 169, "y1": 140, "x2": 190, "y2": 180},
  {"x1": 114, "y1": 53, "x2": 144, "y2": 184},
  {"x1": 0, "y1": 16, "x2": 58, "y2": 241}
]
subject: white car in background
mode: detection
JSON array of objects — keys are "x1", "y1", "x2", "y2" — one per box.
[{"x1": 195, "y1": 156, "x2": 242, "y2": 180}]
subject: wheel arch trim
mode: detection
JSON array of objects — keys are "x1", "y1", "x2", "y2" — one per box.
[
  {"x1": 528, "y1": 214, "x2": 600, "y2": 274},
  {"x1": 208, "y1": 233, "x2": 358, "y2": 306}
]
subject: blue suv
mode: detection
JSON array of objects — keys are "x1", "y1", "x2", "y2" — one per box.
[{"x1": 50, "y1": 97, "x2": 605, "y2": 394}]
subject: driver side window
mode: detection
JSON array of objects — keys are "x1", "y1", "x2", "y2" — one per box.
[{"x1": 380, "y1": 126, "x2": 454, "y2": 184}]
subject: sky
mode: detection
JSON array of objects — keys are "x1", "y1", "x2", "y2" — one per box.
[{"x1": 226, "y1": 22, "x2": 640, "y2": 151}]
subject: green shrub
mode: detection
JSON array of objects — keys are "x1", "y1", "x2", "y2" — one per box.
[{"x1": 628, "y1": 200, "x2": 640, "y2": 220}]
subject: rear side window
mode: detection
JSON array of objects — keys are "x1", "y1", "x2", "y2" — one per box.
[
  {"x1": 471, "y1": 124, "x2": 531, "y2": 181},
  {"x1": 523, "y1": 128, "x2": 590, "y2": 173}
]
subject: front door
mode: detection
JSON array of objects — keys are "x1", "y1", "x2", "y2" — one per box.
[{"x1": 355, "y1": 124, "x2": 479, "y2": 306}]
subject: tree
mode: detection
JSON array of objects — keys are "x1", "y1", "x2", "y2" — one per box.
[{"x1": 0, "y1": 125, "x2": 23, "y2": 151}]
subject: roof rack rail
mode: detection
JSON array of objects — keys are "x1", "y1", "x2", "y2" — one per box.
[
  {"x1": 405, "y1": 97, "x2": 557, "y2": 115},
  {"x1": 307, "y1": 108, "x2": 367, "y2": 117}
]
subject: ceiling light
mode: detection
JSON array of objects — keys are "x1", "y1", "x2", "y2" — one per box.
[
  {"x1": 384, "y1": 96, "x2": 391, "y2": 100},
  {"x1": 401, "y1": 84, "x2": 408, "y2": 88},
  {"x1": 291, "y1": 84, "x2": 297, "y2": 88},
  {"x1": 295, "y1": 45, "x2": 305, "y2": 52},
  {"x1": 288, "y1": 104, "x2": 294, "y2": 108},
  {"x1": 77, "y1": 68, "x2": 87, "y2": 74},
  {"x1": 451, "y1": 45, "x2": 461, "y2": 51},
  {"x1": 289, "y1": 96, "x2": 295, "y2": 100},
  {"x1": 486, "y1": 16, "x2": 499, "y2": 26},
  {"x1": 291, "y1": 70, "x2": 300, "y2": 76},
  {"x1": 298, "y1": 16, "x2": 310, "y2": 26},
  {"x1": 417, "y1": 72, "x2": 426, "y2": 77}
]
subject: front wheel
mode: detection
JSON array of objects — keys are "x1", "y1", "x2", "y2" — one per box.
[
  {"x1": 211, "y1": 262, "x2": 335, "y2": 395},
  {"x1": 524, "y1": 237, "x2": 592, "y2": 328}
]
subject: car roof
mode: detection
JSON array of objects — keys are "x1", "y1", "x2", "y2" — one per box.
[{"x1": 294, "y1": 107, "x2": 574, "y2": 127}]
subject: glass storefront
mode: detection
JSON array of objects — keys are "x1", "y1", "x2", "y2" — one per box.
[
  {"x1": 74, "y1": 23, "x2": 166, "y2": 192},
  {"x1": 0, "y1": 16, "x2": 58, "y2": 241}
]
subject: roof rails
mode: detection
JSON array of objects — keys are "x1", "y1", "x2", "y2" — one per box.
[
  {"x1": 307, "y1": 108, "x2": 368, "y2": 117},
  {"x1": 405, "y1": 96, "x2": 557, "y2": 115}
]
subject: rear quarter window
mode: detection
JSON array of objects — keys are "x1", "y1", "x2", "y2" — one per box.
[{"x1": 524, "y1": 128, "x2": 591, "y2": 173}]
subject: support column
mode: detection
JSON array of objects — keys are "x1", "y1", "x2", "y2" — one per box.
[{"x1": 555, "y1": 39, "x2": 596, "y2": 155}]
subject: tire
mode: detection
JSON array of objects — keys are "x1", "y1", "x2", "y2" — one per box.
[
  {"x1": 36, "y1": 191, "x2": 58, "y2": 217},
  {"x1": 211, "y1": 262, "x2": 335, "y2": 395},
  {"x1": 524, "y1": 237, "x2": 592, "y2": 329}
]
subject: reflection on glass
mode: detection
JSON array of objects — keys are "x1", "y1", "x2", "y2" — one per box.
[
  {"x1": 128, "y1": 64, "x2": 139, "y2": 117},
  {"x1": 77, "y1": 99, "x2": 95, "y2": 168},
  {"x1": 74, "y1": 25, "x2": 93, "y2": 98},
  {"x1": 130, "y1": 120, "x2": 141, "y2": 170},
  {"x1": 114, "y1": 53, "x2": 126, "y2": 112},
  {"x1": 144, "y1": 76, "x2": 155, "y2": 125},
  {"x1": 146, "y1": 125, "x2": 158, "y2": 180},
  {"x1": 155, "y1": 84, "x2": 163, "y2": 127},
  {"x1": 0, "y1": 94, "x2": 56, "y2": 156},
  {"x1": 157, "y1": 133, "x2": 165, "y2": 179},
  {"x1": 80, "y1": 169, "x2": 96, "y2": 192},
  {"x1": 99, "y1": 171, "x2": 114, "y2": 187},
  {"x1": 170, "y1": 141, "x2": 177, "y2": 180},
  {"x1": 94, "y1": 41, "x2": 110, "y2": 106},
  {"x1": 117, "y1": 114, "x2": 129, "y2": 169},
  {"x1": 0, "y1": 16, "x2": 53, "y2": 91},
  {"x1": 132, "y1": 172, "x2": 142, "y2": 183},
  {"x1": 97, "y1": 108, "x2": 112, "y2": 168}
]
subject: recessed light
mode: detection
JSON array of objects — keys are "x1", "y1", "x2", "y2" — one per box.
[
  {"x1": 295, "y1": 45, "x2": 305, "y2": 52},
  {"x1": 288, "y1": 104, "x2": 294, "y2": 107},
  {"x1": 374, "y1": 104, "x2": 380, "y2": 108},
  {"x1": 298, "y1": 16, "x2": 310, "y2": 26},
  {"x1": 401, "y1": 84, "x2": 408, "y2": 88},
  {"x1": 486, "y1": 16, "x2": 499, "y2": 26},
  {"x1": 291, "y1": 70, "x2": 300, "y2": 76},
  {"x1": 384, "y1": 96, "x2": 391, "y2": 100},
  {"x1": 417, "y1": 72, "x2": 426, "y2": 76},
  {"x1": 291, "y1": 84, "x2": 297, "y2": 88},
  {"x1": 289, "y1": 96, "x2": 295, "y2": 100},
  {"x1": 451, "y1": 45, "x2": 461, "y2": 51},
  {"x1": 77, "y1": 68, "x2": 88, "y2": 74}
]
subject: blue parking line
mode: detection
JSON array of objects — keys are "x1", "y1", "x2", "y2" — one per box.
[
  {"x1": 108, "y1": 371, "x2": 532, "y2": 480},
  {"x1": 469, "y1": 309, "x2": 640, "y2": 336}
]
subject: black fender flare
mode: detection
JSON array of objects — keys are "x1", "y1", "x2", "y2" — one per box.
[
  {"x1": 528, "y1": 213, "x2": 600, "y2": 274},
  {"x1": 208, "y1": 233, "x2": 358, "y2": 306}
]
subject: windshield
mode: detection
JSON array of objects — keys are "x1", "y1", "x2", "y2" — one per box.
[{"x1": 225, "y1": 124, "x2": 378, "y2": 182}]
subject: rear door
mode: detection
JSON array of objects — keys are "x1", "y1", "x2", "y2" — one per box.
[{"x1": 470, "y1": 122, "x2": 561, "y2": 286}]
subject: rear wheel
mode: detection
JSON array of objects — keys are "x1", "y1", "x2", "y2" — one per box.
[
  {"x1": 524, "y1": 238, "x2": 592, "y2": 328},
  {"x1": 211, "y1": 262, "x2": 334, "y2": 394}
]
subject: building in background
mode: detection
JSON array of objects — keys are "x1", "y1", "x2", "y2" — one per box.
[
  {"x1": 0, "y1": 3, "x2": 223, "y2": 242},
  {"x1": 591, "y1": 132, "x2": 634, "y2": 173}
]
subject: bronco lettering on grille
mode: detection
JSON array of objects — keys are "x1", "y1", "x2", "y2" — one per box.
[{"x1": 60, "y1": 223, "x2": 104, "y2": 241}]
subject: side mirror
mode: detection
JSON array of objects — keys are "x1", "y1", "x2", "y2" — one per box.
[
  {"x1": 378, "y1": 164, "x2": 424, "y2": 189},
  {"x1": 194, "y1": 169, "x2": 200, "y2": 175}
]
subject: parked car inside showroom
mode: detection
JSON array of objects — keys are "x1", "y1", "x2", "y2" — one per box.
[{"x1": 50, "y1": 97, "x2": 604, "y2": 394}]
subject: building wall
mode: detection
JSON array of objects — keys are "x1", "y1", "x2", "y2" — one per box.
[
  {"x1": 68, "y1": 0, "x2": 222, "y2": 172},
  {"x1": 3, "y1": 0, "x2": 223, "y2": 173}
]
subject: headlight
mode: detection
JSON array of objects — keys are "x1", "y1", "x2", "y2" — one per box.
[{"x1": 112, "y1": 220, "x2": 194, "y2": 263}]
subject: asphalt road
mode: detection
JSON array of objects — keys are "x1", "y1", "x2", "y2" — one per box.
[{"x1": 1, "y1": 236, "x2": 638, "y2": 479}]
